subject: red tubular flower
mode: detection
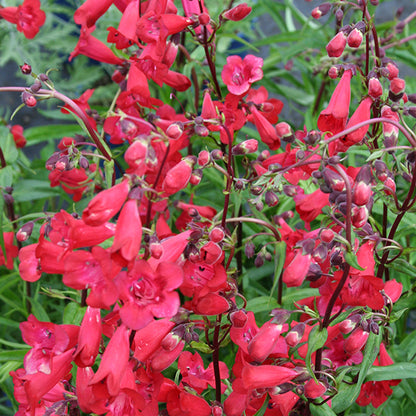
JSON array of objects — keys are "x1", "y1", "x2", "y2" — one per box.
[
  {"x1": 111, "y1": 199, "x2": 142, "y2": 262},
  {"x1": 250, "y1": 106, "x2": 281, "y2": 150},
  {"x1": 221, "y1": 55, "x2": 263, "y2": 96},
  {"x1": 247, "y1": 320, "x2": 283, "y2": 362},
  {"x1": 9, "y1": 125, "x2": 26, "y2": 148},
  {"x1": 162, "y1": 158, "x2": 194, "y2": 196},
  {"x1": 69, "y1": 25, "x2": 124, "y2": 65},
  {"x1": 0, "y1": 0, "x2": 46, "y2": 39},
  {"x1": 326, "y1": 31, "x2": 347, "y2": 57},
  {"x1": 82, "y1": 179, "x2": 130, "y2": 226},
  {"x1": 282, "y1": 249, "x2": 312, "y2": 287},
  {"x1": 336, "y1": 97, "x2": 373, "y2": 152},
  {"x1": 242, "y1": 364, "x2": 298, "y2": 390},
  {"x1": 74, "y1": 307, "x2": 102, "y2": 368},
  {"x1": 73, "y1": 0, "x2": 113, "y2": 27},
  {"x1": 89, "y1": 324, "x2": 130, "y2": 396},
  {"x1": 318, "y1": 69, "x2": 352, "y2": 136},
  {"x1": 304, "y1": 378, "x2": 327, "y2": 399},
  {"x1": 223, "y1": 3, "x2": 252, "y2": 21},
  {"x1": 0, "y1": 232, "x2": 18, "y2": 270}
]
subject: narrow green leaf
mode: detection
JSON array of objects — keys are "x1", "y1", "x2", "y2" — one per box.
[
  {"x1": 306, "y1": 326, "x2": 328, "y2": 379},
  {"x1": 253, "y1": 397, "x2": 269, "y2": 416},
  {"x1": 365, "y1": 363, "x2": 416, "y2": 382},
  {"x1": 246, "y1": 296, "x2": 279, "y2": 314},
  {"x1": 310, "y1": 402, "x2": 337, "y2": 416},
  {"x1": 269, "y1": 242, "x2": 286, "y2": 301},
  {"x1": 0, "y1": 349, "x2": 28, "y2": 362},
  {"x1": 63, "y1": 302, "x2": 86, "y2": 326}
]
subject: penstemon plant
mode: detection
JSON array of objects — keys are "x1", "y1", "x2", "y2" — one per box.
[{"x1": 1, "y1": 0, "x2": 416, "y2": 415}]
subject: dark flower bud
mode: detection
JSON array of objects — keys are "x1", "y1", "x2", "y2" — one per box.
[
  {"x1": 194, "y1": 124, "x2": 209, "y2": 137},
  {"x1": 389, "y1": 77, "x2": 406, "y2": 101},
  {"x1": 335, "y1": 8, "x2": 343, "y2": 23},
  {"x1": 254, "y1": 253, "x2": 264, "y2": 268},
  {"x1": 304, "y1": 130, "x2": 321, "y2": 146},
  {"x1": 38, "y1": 73, "x2": 49, "y2": 82},
  {"x1": 312, "y1": 244, "x2": 328, "y2": 263},
  {"x1": 251, "y1": 186, "x2": 263, "y2": 196},
  {"x1": 245, "y1": 241, "x2": 256, "y2": 258},
  {"x1": 270, "y1": 308, "x2": 292, "y2": 325},
  {"x1": 265, "y1": 190, "x2": 279, "y2": 207},
  {"x1": 166, "y1": 122, "x2": 184, "y2": 140},
  {"x1": 20, "y1": 63, "x2": 32, "y2": 75},
  {"x1": 211, "y1": 149, "x2": 223, "y2": 160},
  {"x1": 297, "y1": 150, "x2": 305, "y2": 160},
  {"x1": 45, "y1": 152, "x2": 60, "y2": 171},
  {"x1": 79, "y1": 156, "x2": 89, "y2": 169},
  {"x1": 232, "y1": 139, "x2": 258, "y2": 155},
  {"x1": 30, "y1": 80, "x2": 42, "y2": 93},
  {"x1": 328, "y1": 66, "x2": 340, "y2": 79},
  {"x1": 3, "y1": 193, "x2": 14, "y2": 204},
  {"x1": 330, "y1": 250, "x2": 343, "y2": 267},
  {"x1": 407, "y1": 93, "x2": 416, "y2": 104},
  {"x1": 255, "y1": 200, "x2": 264, "y2": 211},
  {"x1": 283, "y1": 185, "x2": 297, "y2": 197},
  {"x1": 235, "y1": 180, "x2": 245, "y2": 190},
  {"x1": 190, "y1": 169, "x2": 203, "y2": 186},
  {"x1": 328, "y1": 155, "x2": 341, "y2": 166},
  {"x1": 276, "y1": 122, "x2": 295, "y2": 143},
  {"x1": 4, "y1": 186, "x2": 13, "y2": 194},
  {"x1": 285, "y1": 322, "x2": 306, "y2": 347}
]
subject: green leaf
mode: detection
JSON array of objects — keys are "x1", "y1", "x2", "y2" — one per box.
[
  {"x1": 190, "y1": 341, "x2": 213, "y2": 354},
  {"x1": 365, "y1": 363, "x2": 416, "y2": 382},
  {"x1": 366, "y1": 150, "x2": 384, "y2": 162},
  {"x1": 246, "y1": 296, "x2": 279, "y2": 314},
  {"x1": 63, "y1": 302, "x2": 86, "y2": 326},
  {"x1": 269, "y1": 242, "x2": 286, "y2": 302},
  {"x1": 344, "y1": 251, "x2": 365, "y2": 271},
  {"x1": 332, "y1": 331, "x2": 382, "y2": 413},
  {"x1": 306, "y1": 326, "x2": 328, "y2": 379},
  {"x1": 310, "y1": 403, "x2": 337, "y2": 416},
  {"x1": 0, "y1": 349, "x2": 28, "y2": 362}
]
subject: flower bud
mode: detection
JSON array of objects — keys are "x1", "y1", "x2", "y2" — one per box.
[
  {"x1": 150, "y1": 242, "x2": 163, "y2": 259},
  {"x1": 190, "y1": 169, "x2": 203, "y2": 186},
  {"x1": 79, "y1": 156, "x2": 89, "y2": 169},
  {"x1": 352, "y1": 205, "x2": 369, "y2": 228},
  {"x1": 265, "y1": 190, "x2": 279, "y2": 207},
  {"x1": 344, "y1": 327, "x2": 369, "y2": 355},
  {"x1": 254, "y1": 253, "x2": 264, "y2": 268},
  {"x1": 328, "y1": 66, "x2": 340, "y2": 79},
  {"x1": 22, "y1": 91, "x2": 37, "y2": 107},
  {"x1": 326, "y1": 31, "x2": 347, "y2": 58},
  {"x1": 353, "y1": 182, "x2": 372, "y2": 206},
  {"x1": 198, "y1": 12, "x2": 210, "y2": 26},
  {"x1": 229, "y1": 309, "x2": 248, "y2": 328},
  {"x1": 162, "y1": 157, "x2": 195, "y2": 195},
  {"x1": 320, "y1": 228, "x2": 334, "y2": 243},
  {"x1": 194, "y1": 124, "x2": 209, "y2": 137},
  {"x1": 209, "y1": 226, "x2": 225, "y2": 243},
  {"x1": 20, "y1": 63, "x2": 32, "y2": 75},
  {"x1": 223, "y1": 3, "x2": 252, "y2": 21},
  {"x1": 245, "y1": 241, "x2": 255, "y2": 258},
  {"x1": 211, "y1": 149, "x2": 224, "y2": 160},
  {"x1": 383, "y1": 176, "x2": 396, "y2": 195},
  {"x1": 232, "y1": 139, "x2": 258, "y2": 155},
  {"x1": 386, "y1": 62, "x2": 399, "y2": 80},
  {"x1": 389, "y1": 77, "x2": 406, "y2": 101},
  {"x1": 275, "y1": 122, "x2": 295, "y2": 143},
  {"x1": 285, "y1": 323, "x2": 305, "y2": 347},
  {"x1": 368, "y1": 77, "x2": 383, "y2": 99},
  {"x1": 339, "y1": 314, "x2": 361, "y2": 334},
  {"x1": 311, "y1": 2, "x2": 331, "y2": 19},
  {"x1": 304, "y1": 379, "x2": 327, "y2": 399},
  {"x1": 198, "y1": 150, "x2": 211, "y2": 167},
  {"x1": 38, "y1": 73, "x2": 49, "y2": 82},
  {"x1": 16, "y1": 221, "x2": 34, "y2": 242},
  {"x1": 30, "y1": 80, "x2": 42, "y2": 93},
  {"x1": 166, "y1": 122, "x2": 184, "y2": 140},
  {"x1": 347, "y1": 27, "x2": 363, "y2": 48}
]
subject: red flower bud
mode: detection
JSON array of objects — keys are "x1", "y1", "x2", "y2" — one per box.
[
  {"x1": 16, "y1": 221, "x2": 34, "y2": 242},
  {"x1": 344, "y1": 328, "x2": 369, "y2": 355},
  {"x1": 351, "y1": 205, "x2": 369, "y2": 228},
  {"x1": 20, "y1": 62, "x2": 32, "y2": 75},
  {"x1": 265, "y1": 190, "x2": 279, "y2": 207},
  {"x1": 320, "y1": 228, "x2": 334, "y2": 243},
  {"x1": 275, "y1": 122, "x2": 294, "y2": 143},
  {"x1": 311, "y1": 3, "x2": 331, "y2": 19},
  {"x1": 353, "y1": 182, "x2": 372, "y2": 206},
  {"x1": 223, "y1": 3, "x2": 252, "y2": 21},
  {"x1": 347, "y1": 28, "x2": 363, "y2": 48},
  {"x1": 389, "y1": 77, "x2": 406, "y2": 101},
  {"x1": 198, "y1": 12, "x2": 210, "y2": 26},
  {"x1": 209, "y1": 226, "x2": 225, "y2": 243},
  {"x1": 150, "y1": 242, "x2": 163, "y2": 259},
  {"x1": 162, "y1": 157, "x2": 195, "y2": 196},
  {"x1": 9, "y1": 125, "x2": 26, "y2": 148},
  {"x1": 304, "y1": 379, "x2": 327, "y2": 399},
  {"x1": 383, "y1": 177, "x2": 396, "y2": 195},
  {"x1": 22, "y1": 91, "x2": 37, "y2": 107},
  {"x1": 198, "y1": 150, "x2": 211, "y2": 166},
  {"x1": 242, "y1": 364, "x2": 298, "y2": 390},
  {"x1": 232, "y1": 139, "x2": 258, "y2": 155},
  {"x1": 328, "y1": 66, "x2": 340, "y2": 79},
  {"x1": 285, "y1": 323, "x2": 305, "y2": 347},
  {"x1": 368, "y1": 77, "x2": 383, "y2": 98},
  {"x1": 339, "y1": 314, "x2": 360, "y2": 334},
  {"x1": 190, "y1": 168, "x2": 203, "y2": 186},
  {"x1": 326, "y1": 31, "x2": 347, "y2": 58},
  {"x1": 386, "y1": 62, "x2": 399, "y2": 80},
  {"x1": 230, "y1": 309, "x2": 248, "y2": 328},
  {"x1": 166, "y1": 122, "x2": 184, "y2": 140}
]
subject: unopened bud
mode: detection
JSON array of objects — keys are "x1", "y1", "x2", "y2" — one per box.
[
  {"x1": 190, "y1": 169, "x2": 203, "y2": 186},
  {"x1": 38, "y1": 73, "x2": 49, "y2": 82},
  {"x1": 166, "y1": 122, "x2": 184, "y2": 140},
  {"x1": 304, "y1": 379, "x2": 327, "y2": 399},
  {"x1": 194, "y1": 124, "x2": 209, "y2": 137},
  {"x1": 254, "y1": 253, "x2": 264, "y2": 268},
  {"x1": 368, "y1": 77, "x2": 383, "y2": 99},
  {"x1": 22, "y1": 91, "x2": 37, "y2": 107},
  {"x1": 328, "y1": 66, "x2": 340, "y2": 79},
  {"x1": 320, "y1": 228, "x2": 334, "y2": 243},
  {"x1": 198, "y1": 12, "x2": 210, "y2": 26},
  {"x1": 347, "y1": 27, "x2": 363, "y2": 48},
  {"x1": 326, "y1": 31, "x2": 347, "y2": 58},
  {"x1": 209, "y1": 226, "x2": 225, "y2": 243},
  {"x1": 20, "y1": 63, "x2": 32, "y2": 75},
  {"x1": 223, "y1": 3, "x2": 252, "y2": 21},
  {"x1": 386, "y1": 62, "x2": 399, "y2": 80},
  {"x1": 232, "y1": 139, "x2": 258, "y2": 155},
  {"x1": 245, "y1": 241, "x2": 255, "y2": 258},
  {"x1": 30, "y1": 80, "x2": 42, "y2": 93},
  {"x1": 150, "y1": 242, "x2": 163, "y2": 259},
  {"x1": 285, "y1": 323, "x2": 305, "y2": 347},
  {"x1": 79, "y1": 156, "x2": 89, "y2": 169},
  {"x1": 275, "y1": 122, "x2": 294, "y2": 143},
  {"x1": 16, "y1": 221, "x2": 35, "y2": 242},
  {"x1": 198, "y1": 150, "x2": 211, "y2": 166},
  {"x1": 211, "y1": 149, "x2": 223, "y2": 160},
  {"x1": 389, "y1": 77, "x2": 406, "y2": 101},
  {"x1": 265, "y1": 190, "x2": 279, "y2": 207},
  {"x1": 229, "y1": 309, "x2": 248, "y2": 328},
  {"x1": 311, "y1": 2, "x2": 331, "y2": 19}
]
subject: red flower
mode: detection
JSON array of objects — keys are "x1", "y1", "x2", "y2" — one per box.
[
  {"x1": 162, "y1": 157, "x2": 194, "y2": 196},
  {"x1": 250, "y1": 105, "x2": 281, "y2": 150},
  {"x1": 48, "y1": 167, "x2": 92, "y2": 202},
  {"x1": 9, "y1": 125, "x2": 26, "y2": 148},
  {"x1": 0, "y1": 232, "x2": 18, "y2": 270},
  {"x1": 69, "y1": 25, "x2": 124, "y2": 65},
  {"x1": 242, "y1": 364, "x2": 298, "y2": 390},
  {"x1": 221, "y1": 55, "x2": 263, "y2": 96},
  {"x1": 318, "y1": 69, "x2": 352, "y2": 136},
  {"x1": 0, "y1": 0, "x2": 46, "y2": 39},
  {"x1": 223, "y1": 3, "x2": 252, "y2": 21},
  {"x1": 73, "y1": 0, "x2": 113, "y2": 27}
]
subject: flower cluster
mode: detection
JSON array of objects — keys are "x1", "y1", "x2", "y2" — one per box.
[{"x1": 1, "y1": 0, "x2": 416, "y2": 415}]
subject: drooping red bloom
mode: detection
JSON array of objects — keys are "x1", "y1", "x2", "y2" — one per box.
[
  {"x1": 9, "y1": 125, "x2": 26, "y2": 148},
  {"x1": 318, "y1": 69, "x2": 352, "y2": 136},
  {"x1": 221, "y1": 55, "x2": 263, "y2": 96},
  {"x1": 162, "y1": 158, "x2": 194, "y2": 196},
  {"x1": 250, "y1": 105, "x2": 281, "y2": 150},
  {"x1": 0, "y1": 0, "x2": 46, "y2": 39},
  {"x1": 294, "y1": 188, "x2": 330, "y2": 224},
  {"x1": 48, "y1": 167, "x2": 92, "y2": 202},
  {"x1": 73, "y1": 0, "x2": 114, "y2": 27},
  {"x1": 0, "y1": 232, "x2": 18, "y2": 270},
  {"x1": 282, "y1": 248, "x2": 312, "y2": 287},
  {"x1": 69, "y1": 25, "x2": 124, "y2": 65},
  {"x1": 82, "y1": 179, "x2": 130, "y2": 226}
]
